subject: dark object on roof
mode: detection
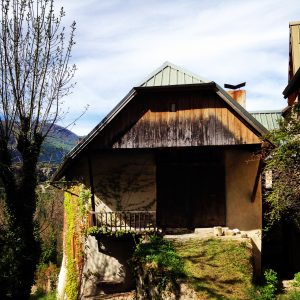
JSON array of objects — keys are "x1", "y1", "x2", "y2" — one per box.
[{"x1": 224, "y1": 82, "x2": 246, "y2": 90}]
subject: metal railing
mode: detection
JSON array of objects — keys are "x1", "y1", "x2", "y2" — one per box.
[{"x1": 88, "y1": 210, "x2": 158, "y2": 232}]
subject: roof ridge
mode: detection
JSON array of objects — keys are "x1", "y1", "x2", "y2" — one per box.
[{"x1": 137, "y1": 61, "x2": 211, "y2": 87}]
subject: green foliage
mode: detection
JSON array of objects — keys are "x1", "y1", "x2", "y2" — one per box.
[
  {"x1": 133, "y1": 235, "x2": 185, "y2": 276},
  {"x1": 278, "y1": 290, "x2": 300, "y2": 300},
  {"x1": 293, "y1": 272, "x2": 300, "y2": 287},
  {"x1": 40, "y1": 231, "x2": 58, "y2": 265},
  {"x1": 85, "y1": 224, "x2": 156, "y2": 238},
  {"x1": 39, "y1": 125, "x2": 79, "y2": 164},
  {"x1": 132, "y1": 235, "x2": 185, "y2": 297},
  {"x1": 250, "y1": 269, "x2": 279, "y2": 300},
  {"x1": 260, "y1": 269, "x2": 278, "y2": 300},
  {"x1": 64, "y1": 185, "x2": 90, "y2": 300},
  {"x1": 264, "y1": 110, "x2": 300, "y2": 229},
  {"x1": 35, "y1": 263, "x2": 59, "y2": 294},
  {"x1": 175, "y1": 238, "x2": 253, "y2": 299},
  {"x1": 30, "y1": 290, "x2": 57, "y2": 300},
  {"x1": 64, "y1": 191, "x2": 78, "y2": 300},
  {"x1": 79, "y1": 187, "x2": 91, "y2": 215}
]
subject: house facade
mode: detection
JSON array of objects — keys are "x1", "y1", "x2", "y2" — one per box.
[
  {"x1": 54, "y1": 62, "x2": 269, "y2": 298},
  {"x1": 283, "y1": 21, "x2": 300, "y2": 116}
]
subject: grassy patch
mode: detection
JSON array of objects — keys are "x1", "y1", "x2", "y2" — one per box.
[
  {"x1": 132, "y1": 235, "x2": 185, "y2": 279},
  {"x1": 277, "y1": 290, "x2": 300, "y2": 300},
  {"x1": 173, "y1": 238, "x2": 253, "y2": 300},
  {"x1": 30, "y1": 290, "x2": 57, "y2": 300},
  {"x1": 132, "y1": 235, "x2": 185, "y2": 298}
]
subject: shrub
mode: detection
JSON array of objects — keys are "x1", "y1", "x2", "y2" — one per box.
[
  {"x1": 293, "y1": 272, "x2": 300, "y2": 287},
  {"x1": 132, "y1": 235, "x2": 184, "y2": 277},
  {"x1": 132, "y1": 235, "x2": 185, "y2": 298},
  {"x1": 35, "y1": 263, "x2": 59, "y2": 294},
  {"x1": 251, "y1": 269, "x2": 279, "y2": 300}
]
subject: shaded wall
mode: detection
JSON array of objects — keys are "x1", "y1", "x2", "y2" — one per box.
[
  {"x1": 225, "y1": 148, "x2": 262, "y2": 274},
  {"x1": 67, "y1": 151, "x2": 156, "y2": 213},
  {"x1": 225, "y1": 148, "x2": 262, "y2": 230},
  {"x1": 92, "y1": 152, "x2": 156, "y2": 212}
]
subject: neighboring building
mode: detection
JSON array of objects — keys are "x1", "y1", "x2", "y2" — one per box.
[
  {"x1": 250, "y1": 110, "x2": 282, "y2": 130},
  {"x1": 283, "y1": 21, "x2": 300, "y2": 117},
  {"x1": 54, "y1": 62, "x2": 271, "y2": 298}
]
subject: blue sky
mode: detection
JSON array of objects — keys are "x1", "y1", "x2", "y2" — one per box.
[{"x1": 57, "y1": 0, "x2": 300, "y2": 136}]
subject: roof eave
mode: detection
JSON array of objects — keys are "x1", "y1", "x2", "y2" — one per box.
[
  {"x1": 51, "y1": 88, "x2": 137, "y2": 181},
  {"x1": 283, "y1": 67, "x2": 300, "y2": 98},
  {"x1": 52, "y1": 81, "x2": 269, "y2": 182}
]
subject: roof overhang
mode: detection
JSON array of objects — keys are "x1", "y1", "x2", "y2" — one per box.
[
  {"x1": 283, "y1": 67, "x2": 300, "y2": 98},
  {"x1": 52, "y1": 82, "x2": 269, "y2": 182}
]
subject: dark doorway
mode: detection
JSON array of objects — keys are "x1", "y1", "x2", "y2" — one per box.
[{"x1": 156, "y1": 149, "x2": 226, "y2": 228}]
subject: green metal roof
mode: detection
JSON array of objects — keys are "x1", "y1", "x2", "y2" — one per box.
[
  {"x1": 140, "y1": 61, "x2": 211, "y2": 87},
  {"x1": 250, "y1": 110, "x2": 282, "y2": 130}
]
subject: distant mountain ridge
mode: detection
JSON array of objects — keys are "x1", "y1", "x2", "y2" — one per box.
[
  {"x1": 39, "y1": 124, "x2": 81, "y2": 164},
  {"x1": 5, "y1": 123, "x2": 80, "y2": 165}
]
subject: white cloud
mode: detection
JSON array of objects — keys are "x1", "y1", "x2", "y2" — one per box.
[{"x1": 54, "y1": 0, "x2": 300, "y2": 135}]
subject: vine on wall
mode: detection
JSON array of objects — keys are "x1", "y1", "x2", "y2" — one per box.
[{"x1": 64, "y1": 185, "x2": 91, "y2": 299}]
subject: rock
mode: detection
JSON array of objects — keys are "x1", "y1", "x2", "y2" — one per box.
[
  {"x1": 214, "y1": 226, "x2": 223, "y2": 236},
  {"x1": 225, "y1": 229, "x2": 235, "y2": 236},
  {"x1": 232, "y1": 228, "x2": 240, "y2": 234}
]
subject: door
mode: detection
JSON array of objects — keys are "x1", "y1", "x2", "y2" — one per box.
[{"x1": 156, "y1": 150, "x2": 226, "y2": 228}]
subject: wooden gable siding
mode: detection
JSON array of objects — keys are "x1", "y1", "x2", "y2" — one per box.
[
  {"x1": 108, "y1": 91, "x2": 261, "y2": 148},
  {"x1": 90, "y1": 91, "x2": 261, "y2": 150}
]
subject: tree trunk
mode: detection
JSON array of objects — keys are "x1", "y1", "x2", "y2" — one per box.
[{"x1": 1, "y1": 145, "x2": 41, "y2": 299}]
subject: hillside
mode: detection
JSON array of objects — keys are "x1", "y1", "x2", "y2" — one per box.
[
  {"x1": 7, "y1": 124, "x2": 80, "y2": 165},
  {"x1": 39, "y1": 124, "x2": 81, "y2": 164}
]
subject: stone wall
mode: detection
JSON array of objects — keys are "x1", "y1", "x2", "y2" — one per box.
[{"x1": 80, "y1": 235, "x2": 136, "y2": 299}]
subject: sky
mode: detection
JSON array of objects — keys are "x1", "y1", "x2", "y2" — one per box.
[{"x1": 56, "y1": 0, "x2": 300, "y2": 136}]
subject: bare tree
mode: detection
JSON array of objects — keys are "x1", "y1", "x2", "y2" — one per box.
[{"x1": 0, "y1": 0, "x2": 75, "y2": 298}]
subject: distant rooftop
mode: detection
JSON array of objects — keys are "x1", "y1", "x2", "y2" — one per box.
[{"x1": 250, "y1": 110, "x2": 282, "y2": 130}]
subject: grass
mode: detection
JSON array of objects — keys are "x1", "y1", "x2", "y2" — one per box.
[
  {"x1": 173, "y1": 238, "x2": 253, "y2": 300},
  {"x1": 277, "y1": 290, "x2": 300, "y2": 300},
  {"x1": 30, "y1": 290, "x2": 57, "y2": 300}
]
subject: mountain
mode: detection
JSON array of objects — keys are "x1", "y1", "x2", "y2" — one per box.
[{"x1": 39, "y1": 124, "x2": 81, "y2": 164}]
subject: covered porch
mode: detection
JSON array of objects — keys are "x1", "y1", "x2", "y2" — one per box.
[{"x1": 86, "y1": 145, "x2": 261, "y2": 233}]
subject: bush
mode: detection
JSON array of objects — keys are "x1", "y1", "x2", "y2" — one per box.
[
  {"x1": 250, "y1": 269, "x2": 278, "y2": 300},
  {"x1": 132, "y1": 235, "x2": 185, "y2": 297},
  {"x1": 35, "y1": 263, "x2": 59, "y2": 294},
  {"x1": 293, "y1": 272, "x2": 300, "y2": 287},
  {"x1": 132, "y1": 235, "x2": 185, "y2": 278},
  {"x1": 30, "y1": 290, "x2": 57, "y2": 300}
]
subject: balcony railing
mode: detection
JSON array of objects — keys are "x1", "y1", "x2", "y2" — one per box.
[{"x1": 88, "y1": 211, "x2": 158, "y2": 232}]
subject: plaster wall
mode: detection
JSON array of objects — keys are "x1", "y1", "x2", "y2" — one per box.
[
  {"x1": 67, "y1": 152, "x2": 157, "y2": 213},
  {"x1": 91, "y1": 152, "x2": 156, "y2": 212},
  {"x1": 225, "y1": 148, "x2": 262, "y2": 274}
]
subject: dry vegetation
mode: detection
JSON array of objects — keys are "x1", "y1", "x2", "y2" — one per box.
[{"x1": 173, "y1": 238, "x2": 253, "y2": 299}]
